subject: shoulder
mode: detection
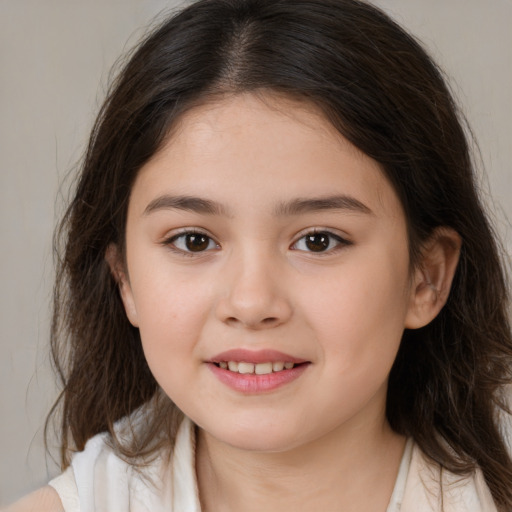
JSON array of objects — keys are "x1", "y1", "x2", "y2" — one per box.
[
  {"x1": 2, "y1": 486, "x2": 64, "y2": 512},
  {"x1": 401, "y1": 442, "x2": 498, "y2": 512},
  {"x1": 49, "y1": 431, "x2": 142, "y2": 512},
  {"x1": 43, "y1": 416, "x2": 198, "y2": 512}
]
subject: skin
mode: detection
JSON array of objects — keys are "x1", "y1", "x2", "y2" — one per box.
[
  {"x1": 7, "y1": 92, "x2": 460, "y2": 512},
  {"x1": 113, "y1": 92, "x2": 460, "y2": 511},
  {"x1": 3, "y1": 486, "x2": 64, "y2": 512}
]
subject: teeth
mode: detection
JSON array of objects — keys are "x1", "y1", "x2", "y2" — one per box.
[
  {"x1": 255, "y1": 362, "x2": 273, "y2": 375},
  {"x1": 218, "y1": 361, "x2": 297, "y2": 374},
  {"x1": 238, "y1": 362, "x2": 255, "y2": 374},
  {"x1": 272, "y1": 361, "x2": 284, "y2": 372}
]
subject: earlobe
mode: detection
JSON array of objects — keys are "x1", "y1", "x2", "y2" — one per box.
[
  {"x1": 105, "y1": 244, "x2": 139, "y2": 327},
  {"x1": 405, "y1": 227, "x2": 461, "y2": 329}
]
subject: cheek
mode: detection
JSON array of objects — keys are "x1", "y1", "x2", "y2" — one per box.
[
  {"x1": 301, "y1": 251, "x2": 410, "y2": 367},
  {"x1": 133, "y1": 276, "x2": 214, "y2": 406},
  {"x1": 129, "y1": 265, "x2": 214, "y2": 360}
]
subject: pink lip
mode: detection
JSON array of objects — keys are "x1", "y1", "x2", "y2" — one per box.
[
  {"x1": 206, "y1": 349, "x2": 310, "y2": 394},
  {"x1": 208, "y1": 349, "x2": 307, "y2": 364},
  {"x1": 207, "y1": 362, "x2": 309, "y2": 393}
]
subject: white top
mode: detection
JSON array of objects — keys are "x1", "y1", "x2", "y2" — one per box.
[{"x1": 49, "y1": 417, "x2": 497, "y2": 512}]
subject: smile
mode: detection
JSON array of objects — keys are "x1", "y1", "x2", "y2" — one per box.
[
  {"x1": 207, "y1": 349, "x2": 310, "y2": 393},
  {"x1": 215, "y1": 361, "x2": 296, "y2": 374}
]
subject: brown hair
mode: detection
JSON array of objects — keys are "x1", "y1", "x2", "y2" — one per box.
[{"x1": 48, "y1": 0, "x2": 512, "y2": 508}]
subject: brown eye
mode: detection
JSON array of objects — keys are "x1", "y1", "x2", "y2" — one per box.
[
  {"x1": 292, "y1": 230, "x2": 350, "y2": 254},
  {"x1": 167, "y1": 231, "x2": 218, "y2": 254},
  {"x1": 304, "y1": 232, "x2": 330, "y2": 252},
  {"x1": 185, "y1": 233, "x2": 210, "y2": 252}
]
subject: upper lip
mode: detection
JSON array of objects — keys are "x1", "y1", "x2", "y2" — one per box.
[{"x1": 208, "y1": 349, "x2": 308, "y2": 364}]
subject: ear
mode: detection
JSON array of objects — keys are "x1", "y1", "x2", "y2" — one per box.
[
  {"x1": 405, "y1": 227, "x2": 461, "y2": 329},
  {"x1": 105, "y1": 243, "x2": 139, "y2": 327}
]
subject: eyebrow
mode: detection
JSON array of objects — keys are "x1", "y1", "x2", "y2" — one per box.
[
  {"x1": 143, "y1": 195, "x2": 231, "y2": 216},
  {"x1": 143, "y1": 194, "x2": 372, "y2": 217},
  {"x1": 273, "y1": 195, "x2": 372, "y2": 216}
]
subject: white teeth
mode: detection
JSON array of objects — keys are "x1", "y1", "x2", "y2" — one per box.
[
  {"x1": 255, "y1": 362, "x2": 273, "y2": 375},
  {"x1": 238, "y1": 362, "x2": 255, "y2": 374},
  {"x1": 227, "y1": 361, "x2": 239, "y2": 372},
  {"x1": 218, "y1": 361, "x2": 297, "y2": 374},
  {"x1": 272, "y1": 361, "x2": 284, "y2": 372}
]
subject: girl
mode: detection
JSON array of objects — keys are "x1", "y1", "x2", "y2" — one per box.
[{"x1": 7, "y1": 0, "x2": 512, "y2": 510}]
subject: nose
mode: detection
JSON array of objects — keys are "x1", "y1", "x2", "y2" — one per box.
[{"x1": 215, "y1": 250, "x2": 293, "y2": 330}]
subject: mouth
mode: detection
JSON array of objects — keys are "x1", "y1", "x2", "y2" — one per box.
[
  {"x1": 213, "y1": 361, "x2": 300, "y2": 374},
  {"x1": 207, "y1": 349, "x2": 310, "y2": 393}
]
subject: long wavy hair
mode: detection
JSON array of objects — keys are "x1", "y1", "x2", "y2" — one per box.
[{"x1": 47, "y1": 0, "x2": 512, "y2": 508}]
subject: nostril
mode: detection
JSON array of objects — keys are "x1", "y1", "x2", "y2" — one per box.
[{"x1": 224, "y1": 316, "x2": 280, "y2": 328}]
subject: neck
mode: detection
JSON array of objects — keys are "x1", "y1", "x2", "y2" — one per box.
[{"x1": 196, "y1": 416, "x2": 406, "y2": 512}]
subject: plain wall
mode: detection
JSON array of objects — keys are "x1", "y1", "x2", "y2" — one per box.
[{"x1": 1, "y1": 0, "x2": 511, "y2": 506}]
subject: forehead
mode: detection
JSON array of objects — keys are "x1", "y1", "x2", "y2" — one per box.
[{"x1": 131, "y1": 92, "x2": 403, "y2": 220}]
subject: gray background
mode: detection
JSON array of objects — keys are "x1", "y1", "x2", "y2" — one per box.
[{"x1": 1, "y1": 0, "x2": 511, "y2": 506}]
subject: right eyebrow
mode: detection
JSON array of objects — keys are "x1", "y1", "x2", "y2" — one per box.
[
  {"x1": 274, "y1": 195, "x2": 373, "y2": 216},
  {"x1": 143, "y1": 194, "x2": 231, "y2": 217}
]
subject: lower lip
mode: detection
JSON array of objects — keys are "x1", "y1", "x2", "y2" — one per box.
[{"x1": 207, "y1": 363, "x2": 309, "y2": 393}]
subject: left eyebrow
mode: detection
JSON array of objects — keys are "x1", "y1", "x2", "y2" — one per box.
[
  {"x1": 274, "y1": 195, "x2": 373, "y2": 216},
  {"x1": 143, "y1": 194, "x2": 231, "y2": 216}
]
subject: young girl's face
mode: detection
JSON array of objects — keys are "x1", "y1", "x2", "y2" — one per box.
[{"x1": 117, "y1": 93, "x2": 418, "y2": 453}]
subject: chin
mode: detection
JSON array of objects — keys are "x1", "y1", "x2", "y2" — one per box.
[{"x1": 201, "y1": 415, "x2": 310, "y2": 453}]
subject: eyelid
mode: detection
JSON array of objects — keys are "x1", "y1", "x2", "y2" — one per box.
[
  {"x1": 160, "y1": 226, "x2": 351, "y2": 256},
  {"x1": 290, "y1": 228, "x2": 352, "y2": 253},
  {"x1": 161, "y1": 228, "x2": 220, "y2": 256}
]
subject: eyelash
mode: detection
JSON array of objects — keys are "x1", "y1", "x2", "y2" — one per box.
[
  {"x1": 163, "y1": 229, "x2": 219, "y2": 257},
  {"x1": 290, "y1": 229, "x2": 352, "y2": 255},
  {"x1": 162, "y1": 228, "x2": 352, "y2": 256}
]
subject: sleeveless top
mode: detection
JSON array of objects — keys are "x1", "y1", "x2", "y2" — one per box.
[{"x1": 49, "y1": 417, "x2": 498, "y2": 512}]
